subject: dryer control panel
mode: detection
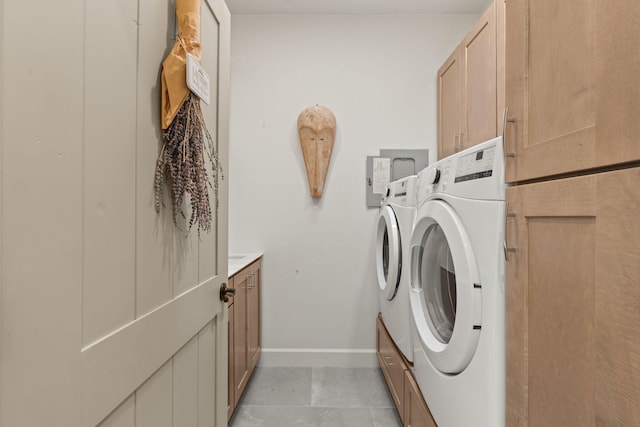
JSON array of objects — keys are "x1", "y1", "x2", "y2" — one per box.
[
  {"x1": 417, "y1": 136, "x2": 505, "y2": 202},
  {"x1": 454, "y1": 145, "x2": 496, "y2": 183}
]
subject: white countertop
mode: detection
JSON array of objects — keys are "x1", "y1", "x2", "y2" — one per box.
[{"x1": 228, "y1": 253, "x2": 263, "y2": 277}]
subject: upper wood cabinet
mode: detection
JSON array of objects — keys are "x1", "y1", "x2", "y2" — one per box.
[
  {"x1": 505, "y1": 167, "x2": 640, "y2": 426},
  {"x1": 438, "y1": 47, "x2": 463, "y2": 159},
  {"x1": 504, "y1": 0, "x2": 640, "y2": 183},
  {"x1": 462, "y1": 1, "x2": 498, "y2": 148},
  {"x1": 438, "y1": 0, "x2": 505, "y2": 159}
]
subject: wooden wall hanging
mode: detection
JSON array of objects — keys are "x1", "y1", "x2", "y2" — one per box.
[{"x1": 297, "y1": 105, "x2": 336, "y2": 198}]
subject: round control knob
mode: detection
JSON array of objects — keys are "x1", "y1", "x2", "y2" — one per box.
[{"x1": 424, "y1": 167, "x2": 441, "y2": 185}]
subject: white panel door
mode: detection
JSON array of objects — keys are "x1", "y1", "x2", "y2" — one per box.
[{"x1": 0, "y1": 0, "x2": 231, "y2": 426}]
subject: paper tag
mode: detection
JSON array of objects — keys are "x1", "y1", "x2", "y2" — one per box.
[
  {"x1": 372, "y1": 158, "x2": 391, "y2": 194},
  {"x1": 186, "y1": 53, "x2": 211, "y2": 105}
]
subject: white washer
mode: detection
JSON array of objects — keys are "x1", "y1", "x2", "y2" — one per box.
[
  {"x1": 409, "y1": 136, "x2": 505, "y2": 426},
  {"x1": 375, "y1": 175, "x2": 417, "y2": 362}
]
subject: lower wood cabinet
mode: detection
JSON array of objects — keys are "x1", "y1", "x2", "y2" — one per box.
[
  {"x1": 248, "y1": 259, "x2": 261, "y2": 372},
  {"x1": 376, "y1": 315, "x2": 436, "y2": 427},
  {"x1": 404, "y1": 370, "x2": 437, "y2": 427},
  {"x1": 227, "y1": 276, "x2": 235, "y2": 419},
  {"x1": 228, "y1": 258, "x2": 262, "y2": 420},
  {"x1": 377, "y1": 315, "x2": 406, "y2": 419},
  {"x1": 506, "y1": 168, "x2": 640, "y2": 426}
]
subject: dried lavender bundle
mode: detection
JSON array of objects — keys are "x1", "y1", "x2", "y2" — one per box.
[{"x1": 154, "y1": 92, "x2": 222, "y2": 234}]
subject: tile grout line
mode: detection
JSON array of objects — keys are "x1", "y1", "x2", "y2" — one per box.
[
  {"x1": 237, "y1": 404, "x2": 396, "y2": 409},
  {"x1": 231, "y1": 406, "x2": 400, "y2": 427}
]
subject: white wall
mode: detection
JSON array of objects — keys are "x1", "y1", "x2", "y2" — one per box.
[{"x1": 229, "y1": 14, "x2": 478, "y2": 366}]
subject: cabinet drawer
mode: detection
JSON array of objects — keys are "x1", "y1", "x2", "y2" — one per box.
[{"x1": 376, "y1": 315, "x2": 407, "y2": 423}]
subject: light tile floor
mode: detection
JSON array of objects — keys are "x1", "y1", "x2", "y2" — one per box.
[{"x1": 229, "y1": 367, "x2": 403, "y2": 427}]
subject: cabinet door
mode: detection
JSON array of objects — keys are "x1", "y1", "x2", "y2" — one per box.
[
  {"x1": 506, "y1": 168, "x2": 640, "y2": 426},
  {"x1": 504, "y1": 0, "x2": 640, "y2": 183},
  {"x1": 461, "y1": 0, "x2": 497, "y2": 150},
  {"x1": 496, "y1": 0, "x2": 505, "y2": 138},
  {"x1": 248, "y1": 259, "x2": 262, "y2": 372},
  {"x1": 232, "y1": 268, "x2": 250, "y2": 407},
  {"x1": 596, "y1": 2, "x2": 640, "y2": 169},
  {"x1": 227, "y1": 289, "x2": 235, "y2": 420},
  {"x1": 376, "y1": 316, "x2": 406, "y2": 421},
  {"x1": 403, "y1": 370, "x2": 437, "y2": 427},
  {"x1": 437, "y1": 46, "x2": 463, "y2": 160},
  {"x1": 438, "y1": 0, "x2": 503, "y2": 160}
]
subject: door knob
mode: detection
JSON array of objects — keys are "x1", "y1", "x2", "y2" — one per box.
[{"x1": 219, "y1": 282, "x2": 236, "y2": 302}]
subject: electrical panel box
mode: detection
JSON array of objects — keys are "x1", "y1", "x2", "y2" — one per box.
[{"x1": 366, "y1": 149, "x2": 429, "y2": 208}]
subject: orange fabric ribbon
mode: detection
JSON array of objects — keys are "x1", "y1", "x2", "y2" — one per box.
[{"x1": 160, "y1": 0, "x2": 202, "y2": 129}]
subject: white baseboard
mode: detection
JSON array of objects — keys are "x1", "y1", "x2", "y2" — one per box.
[{"x1": 258, "y1": 348, "x2": 378, "y2": 368}]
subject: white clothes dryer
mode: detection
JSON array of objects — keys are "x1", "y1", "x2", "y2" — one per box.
[
  {"x1": 376, "y1": 175, "x2": 417, "y2": 362},
  {"x1": 409, "y1": 136, "x2": 505, "y2": 426}
]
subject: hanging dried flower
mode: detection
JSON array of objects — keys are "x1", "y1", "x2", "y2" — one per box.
[
  {"x1": 154, "y1": 92, "x2": 222, "y2": 233},
  {"x1": 154, "y1": 0, "x2": 222, "y2": 234}
]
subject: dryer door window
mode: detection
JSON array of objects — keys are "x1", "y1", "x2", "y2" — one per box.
[
  {"x1": 376, "y1": 206, "x2": 401, "y2": 300},
  {"x1": 419, "y1": 223, "x2": 457, "y2": 344},
  {"x1": 409, "y1": 200, "x2": 482, "y2": 374}
]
